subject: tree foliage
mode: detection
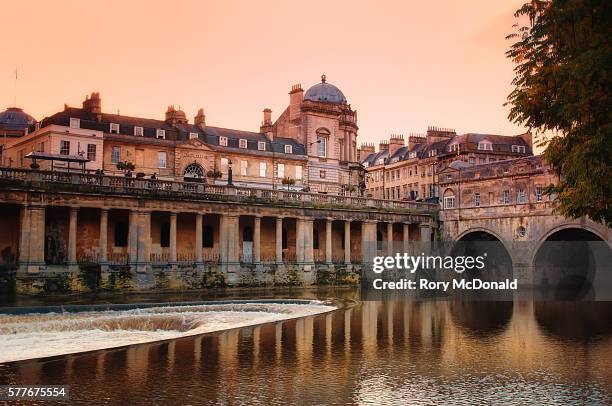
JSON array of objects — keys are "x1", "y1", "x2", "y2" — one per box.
[{"x1": 506, "y1": 0, "x2": 611, "y2": 226}]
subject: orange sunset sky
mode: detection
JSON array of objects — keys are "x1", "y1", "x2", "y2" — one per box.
[{"x1": 2, "y1": 0, "x2": 527, "y2": 146}]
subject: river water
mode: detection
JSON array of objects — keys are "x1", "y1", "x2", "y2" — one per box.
[{"x1": 0, "y1": 290, "x2": 611, "y2": 405}]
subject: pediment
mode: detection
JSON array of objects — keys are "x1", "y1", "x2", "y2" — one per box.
[{"x1": 177, "y1": 138, "x2": 213, "y2": 150}]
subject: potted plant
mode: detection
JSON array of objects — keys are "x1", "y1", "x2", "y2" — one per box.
[
  {"x1": 30, "y1": 162, "x2": 40, "y2": 170},
  {"x1": 206, "y1": 166, "x2": 222, "y2": 181},
  {"x1": 116, "y1": 161, "x2": 136, "y2": 177},
  {"x1": 281, "y1": 176, "x2": 296, "y2": 191},
  {"x1": 343, "y1": 184, "x2": 356, "y2": 196}
]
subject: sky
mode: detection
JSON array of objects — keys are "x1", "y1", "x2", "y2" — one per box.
[{"x1": 1, "y1": 0, "x2": 527, "y2": 146}]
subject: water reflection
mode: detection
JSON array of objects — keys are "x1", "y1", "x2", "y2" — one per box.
[{"x1": 1, "y1": 300, "x2": 611, "y2": 405}]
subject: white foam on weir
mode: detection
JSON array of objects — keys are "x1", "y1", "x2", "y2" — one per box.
[{"x1": 0, "y1": 302, "x2": 336, "y2": 363}]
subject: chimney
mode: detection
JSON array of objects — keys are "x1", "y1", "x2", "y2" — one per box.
[
  {"x1": 379, "y1": 140, "x2": 389, "y2": 152},
  {"x1": 165, "y1": 105, "x2": 187, "y2": 124},
  {"x1": 407, "y1": 134, "x2": 426, "y2": 149},
  {"x1": 263, "y1": 108, "x2": 272, "y2": 125},
  {"x1": 426, "y1": 125, "x2": 456, "y2": 143},
  {"x1": 289, "y1": 83, "x2": 303, "y2": 122},
  {"x1": 82, "y1": 92, "x2": 102, "y2": 116},
  {"x1": 520, "y1": 131, "x2": 532, "y2": 150},
  {"x1": 194, "y1": 108, "x2": 206, "y2": 129},
  {"x1": 388, "y1": 134, "x2": 405, "y2": 156},
  {"x1": 358, "y1": 143, "x2": 376, "y2": 160}
]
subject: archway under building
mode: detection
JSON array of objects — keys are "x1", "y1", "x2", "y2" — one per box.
[
  {"x1": 532, "y1": 227, "x2": 611, "y2": 300},
  {"x1": 451, "y1": 230, "x2": 514, "y2": 300}
]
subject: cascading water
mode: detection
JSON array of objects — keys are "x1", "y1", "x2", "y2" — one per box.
[{"x1": 0, "y1": 301, "x2": 336, "y2": 363}]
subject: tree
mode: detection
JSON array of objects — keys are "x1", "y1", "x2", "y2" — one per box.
[{"x1": 506, "y1": 0, "x2": 611, "y2": 226}]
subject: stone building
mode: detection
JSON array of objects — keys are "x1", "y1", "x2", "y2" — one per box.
[{"x1": 361, "y1": 126, "x2": 533, "y2": 201}]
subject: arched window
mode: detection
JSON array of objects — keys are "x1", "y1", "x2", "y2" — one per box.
[
  {"x1": 114, "y1": 221, "x2": 128, "y2": 247},
  {"x1": 316, "y1": 128, "x2": 330, "y2": 158},
  {"x1": 243, "y1": 226, "x2": 253, "y2": 242},
  {"x1": 184, "y1": 163, "x2": 205, "y2": 180},
  {"x1": 203, "y1": 224, "x2": 214, "y2": 247},
  {"x1": 313, "y1": 229, "x2": 320, "y2": 250},
  {"x1": 443, "y1": 188, "x2": 456, "y2": 209},
  {"x1": 160, "y1": 222, "x2": 170, "y2": 247}
]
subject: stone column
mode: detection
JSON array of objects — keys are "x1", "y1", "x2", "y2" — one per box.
[
  {"x1": 195, "y1": 213, "x2": 203, "y2": 266},
  {"x1": 361, "y1": 220, "x2": 378, "y2": 276},
  {"x1": 19, "y1": 205, "x2": 46, "y2": 273},
  {"x1": 344, "y1": 131, "x2": 350, "y2": 162},
  {"x1": 304, "y1": 219, "x2": 314, "y2": 264},
  {"x1": 296, "y1": 218, "x2": 305, "y2": 264},
  {"x1": 403, "y1": 223, "x2": 410, "y2": 253},
  {"x1": 99, "y1": 209, "x2": 108, "y2": 266},
  {"x1": 344, "y1": 220, "x2": 351, "y2": 265},
  {"x1": 136, "y1": 211, "x2": 151, "y2": 273},
  {"x1": 253, "y1": 216, "x2": 261, "y2": 265},
  {"x1": 169, "y1": 212, "x2": 177, "y2": 264},
  {"x1": 222, "y1": 214, "x2": 240, "y2": 283},
  {"x1": 128, "y1": 210, "x2": 138, "y2": 264},
  {"x1": 275, "y1": 217, "x2": 283, "y2": 264},
  {"x1": 18, "y1": 205, "x2": 31, "y2": 269},
  {"x1": 325, "y1": 218, "x2": 333, "y2": 265},
  {"x1": 68, "y1": 207, "x2": 78, "y2": 270},
  {"x1": 219, "y1": 214, "x2": 227, "y2": 265},
  {"x1": 387, "y1": 222, "x2": 394, "y2": 256}
]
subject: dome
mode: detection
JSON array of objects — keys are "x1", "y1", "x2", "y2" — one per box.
[
  {"x1": 304, "y1": 75, "x2": 347, "y2": 104},
  {"x1": 0, "y1": 107, "x2": 36, "y2": 131}
]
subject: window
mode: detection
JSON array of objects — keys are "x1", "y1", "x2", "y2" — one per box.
[
  {"x1": 320, "y1": 170, "x2": 326, "y2": 179},
  {"x1": 258, "y1": 141, "x2": 266, "y2": 151},
  {"x1": 284, "y1": 144, "x2": 292, "y2": 154},
  {"x1": 512, "y1": 145, "x2": 526, "y2": 153},
  {"x1": 114, "y1": 221, "x2": 128, "y2": 247},
  {"x1": 219, "y1": 136, "x2": 228, "y2": 146},
  {"x1": 518, "y1": 189, "x2": 526, "y2": 204},
  {"x1": 240, "y1": 160, "x2": 248, "y2": 176},
  {"x1": 156, "y1": 129, "x2": 166, "y2": 139},
  {"x1": 536, "y1": 187, "x2": 543, "y2": 202},
  {"x1": 259, "y1": 162, "x2": 267, "y2": 177},
  {"x1": 221, "y1": 158, "x2": 229, "y2": 170},
  {"x1": 134, "y1": 126, "x2": 144, "y2": 136},
  {"x1": 158, "y1": 152, "x2": 167, "y2": 168},
  {"x1": 474, "y1": 192, "x2": 480, "y2": 207},
  {"x1": 39, "y1": 142, "x2": 45, "y2": 153},
  {"x1": 203, "y1": 225, "x2": 214, "y2": 248},
  {"x1": 444, "y1": 196, "x2": 455, "y2": 209},
  {"x1": 448, "y1": 144, "x2": 459, "y2": 152},
  {"x1": 60, "y1": 140, "x2": 70, "y2": 155},
  {"x1": 160, "y1": 223, "x2": 170, "y2": 247},
  {"x1": 87, "y1": 144, "x2": 96, "y2": 161},
  {"x1": 189, "y1": 132, "x2": 198, "y2": 140},
  {"x1": 428, "y1": 149, "x2": 437, "y2": 157},
  {"x1": 277, "y1": 163, "x2": 285, "y2": 178},
  {"x1": 318, "y1": 137, "x2": 327, "y2": 157},
  {"x1": 478, "y1": 141, "x2": 492, "y2": 151},
  {"x1": 503, "y1": 190, "x2": 510, "y2": 204},
  {"x1": 239, "y1": 139, "x2": 247, "y2": 149},
  {"x1": 408, "y1": 151, "x2": 417, "y2": 159},
  {"x1": 111, "y1": 146, "x2": 121, "y2": 164},
  {"x1": 109, "y1": 123, "x2": 120, "y2": 134},
  {"x1": 469, "y1": 157, "x2": 475, "y2": 164},
  {"x1": 295, "y1": 165, "x2": 302, "y2": 180},
  {"x1": 69, "y1": 118, "x2": 80, "y2": 128}
]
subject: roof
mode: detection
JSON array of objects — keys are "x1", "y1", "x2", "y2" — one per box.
[
  {"x1": 25, "y1": 151, "x2": 89, "y2": 163},
  {"x1": 304, "y1": 75, "x2": 347, "y2": 104},
  {"x1": 0, "y1": 107, "x2": 36, "y2": 131}
]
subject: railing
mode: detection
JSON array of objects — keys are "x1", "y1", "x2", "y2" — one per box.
[{"x1": 0, "y1": 167, "x2": 438, "y2": 212}]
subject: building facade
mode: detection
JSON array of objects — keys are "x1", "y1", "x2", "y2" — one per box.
[
  {"x1": 361, "y1": 127, "x2": 533, "y2": 201},
  {"x1": 3, "y1": 76, "x2": 362, "y2": 194}
]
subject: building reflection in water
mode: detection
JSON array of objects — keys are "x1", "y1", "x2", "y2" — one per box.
[{"x1": 2, "y1": 300, "x2": 612, "y2": 404}]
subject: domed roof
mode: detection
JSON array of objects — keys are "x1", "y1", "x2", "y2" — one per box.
[
  {"x1": 304, "y1": 75, "x2": 347, "y2": 104},
  {"x1": 0, "y1": 107, "x2": 36, "y2": 130}
]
